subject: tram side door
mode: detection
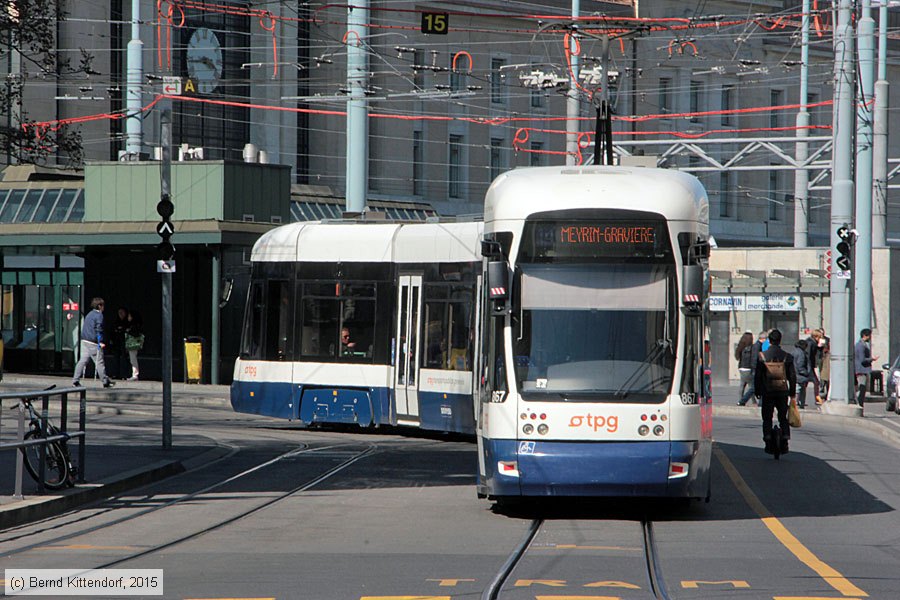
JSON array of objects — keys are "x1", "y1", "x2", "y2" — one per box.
[{"x1": 394, "y1": 274, "x2": 423, "y2": 420}]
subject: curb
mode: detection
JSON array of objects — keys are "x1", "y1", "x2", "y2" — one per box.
[{"x1": 0, "y1": 445, "x2": 230, "y2": 530}]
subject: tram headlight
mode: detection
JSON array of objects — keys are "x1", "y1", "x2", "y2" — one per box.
[
  {"x1": 523, "y1": 423, "x2": 535, "y2": 435},
  {"x1": 537, "y1": 423, "x2": 549, "y2": 435},
  {"x1": 638, "y1": 425, "x2": 650, "y2": 436},
  {"x1": 653, "y1": 425, "x2": 665, "y2": 436}
]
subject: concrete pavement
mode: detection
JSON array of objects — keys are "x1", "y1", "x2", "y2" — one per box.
[{"x1": 0, "y1": 373, "x2": 232, "y2": 529}]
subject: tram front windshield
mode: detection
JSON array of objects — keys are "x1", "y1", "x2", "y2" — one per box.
[{"x1": 513, "y1": 220, "x2": 676, "y2": 403}]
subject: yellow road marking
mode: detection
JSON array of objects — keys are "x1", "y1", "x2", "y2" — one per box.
[
  {"x1": 515, "y1": 579, "x2": 566, "y2": 587},
  {"x1": 715, "y1": 447, "x2": 868, "y2": 598},
  {"x1": 681, "y1": 580, "x2": 750, "y2": 589},
  {"x1": 584, "y1": 581, "x2": 640, "y2": 589},
  {"x1": 425, "y1": 579, "x2": 475, "y2": 586}
]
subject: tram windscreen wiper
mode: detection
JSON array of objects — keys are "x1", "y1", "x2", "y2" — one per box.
[{"x1": 613, "y1": 339, "x2": 672, "y2": 398}]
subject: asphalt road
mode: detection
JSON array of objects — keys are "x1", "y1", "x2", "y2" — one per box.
[{"x1": 2, "y1": 401, "x2": 900, "y2": 600}]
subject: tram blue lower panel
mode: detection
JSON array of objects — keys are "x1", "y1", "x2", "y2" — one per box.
[
  {"x1": 299, "y1": 386, "x2": 384, "y2": 426},
  {"x1": 231, "y1": 381, "x2": 295, "y2": 420},
  {"x1": 416, "y1": 391, "x2": 475, "y2": 434},
  {"x1": 482, "y1": 439, "x2": 710, "y2": 498}
]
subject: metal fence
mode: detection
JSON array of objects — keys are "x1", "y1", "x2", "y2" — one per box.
[{"x1": 0, "y1": 386, "x2": 87, "y2": 498}]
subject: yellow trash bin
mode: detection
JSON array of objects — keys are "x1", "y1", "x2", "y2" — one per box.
[{"x1": 183, "y1": 337, "x2": 203, "y2": 384}]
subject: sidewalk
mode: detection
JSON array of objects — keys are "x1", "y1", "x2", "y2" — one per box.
[{"x1": 0, "y1": 373, "x2": 232, "y2": 529}]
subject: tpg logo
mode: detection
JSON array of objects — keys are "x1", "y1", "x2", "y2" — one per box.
[{"x1": 568, "y1": 414, "x2": 619, "y2": 433}]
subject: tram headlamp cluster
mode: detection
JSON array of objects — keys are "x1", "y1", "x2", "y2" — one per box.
[
  {"x1": 638, "y1": 425, "x2": 650, "y2": 436},
  {"x1": 523, "y1": 423, "x2": 534, "y2": 434},
  {"x1": 537, "y1": 424, "x2": 549, "y2": 435},
  {"x1": 653, "y1": 425, "x2": 665, "y2": 436}
]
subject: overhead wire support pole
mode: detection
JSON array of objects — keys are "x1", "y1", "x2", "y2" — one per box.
[
  {"x1": 854, "y1": 0, "x2": 876, "y2": 335},
  {"x1": 345, "y1": 0, "x2": 369, "y2": 213},
  {"x1": 826, "y1": 0, "x2": 859, "y2": 412},
  {"x1": 125, "y1": 0, "x2": 144, "y2": 155},
  {"x1": 793, "y1": 0, "x2": 810, "y2": 248},
  {"x1": 872, "y1": 0, "x2": 890, "y2": 247},
  {"x1": 565, "y1": 0, "x2": 580, "y2": 166}
]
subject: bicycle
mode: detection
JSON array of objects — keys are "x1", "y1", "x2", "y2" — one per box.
[
  {"x1": 769, "y1": 424, "x2": 789, "y2": 460},
  {"x1": 16, "y1": 392, "x2": 77, "y2": 489}
]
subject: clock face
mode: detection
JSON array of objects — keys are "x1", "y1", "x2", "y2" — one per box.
[{"x1": 186, "y1": 27, "x2": 223, "y2": 94}]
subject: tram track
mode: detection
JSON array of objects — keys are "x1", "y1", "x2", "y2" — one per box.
[
  {"x1": 482, "y1": 516, "x2": 672, "y2": 600},
  {"x1": 0, "y1": 440, "x2": 375, "y2": 560}
]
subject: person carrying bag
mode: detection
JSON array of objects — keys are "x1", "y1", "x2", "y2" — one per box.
[{"x1": 754, "y1": 329, "x2": 798, "y2": 455}]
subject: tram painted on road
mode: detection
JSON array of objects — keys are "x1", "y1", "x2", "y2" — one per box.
[
  {"x1": 231, "y1": 221, "x2": 483, "y2": 434},
  {"x1": 476, "y1": 166, "x2": 712, "y2": 500}
]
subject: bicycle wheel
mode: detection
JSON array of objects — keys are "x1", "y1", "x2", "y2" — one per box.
[{"x1": 21, "y1": 430, "x2": 70, "y2": 490}]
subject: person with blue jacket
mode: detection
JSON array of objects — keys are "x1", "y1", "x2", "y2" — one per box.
[{"x1": 72, "y1": 297, "x2": 114, "y2": 388}]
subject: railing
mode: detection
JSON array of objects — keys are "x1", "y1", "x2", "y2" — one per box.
[{"x1": 0, "y1": 386, "x2": 87, "y2": 498}]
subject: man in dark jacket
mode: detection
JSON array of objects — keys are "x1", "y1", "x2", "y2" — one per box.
[
  {"x1": 740, "y1": 330, "x2": 768, "y2": 406},
  {"x1": 72, "y1": 297, "x2": 114, "y2": 388},
  {"x1": 754, "y1": 328, "x2": 797, "y2": 454}
]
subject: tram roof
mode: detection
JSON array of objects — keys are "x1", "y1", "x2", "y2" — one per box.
[
  {"x1": 252, "y1": 220, "x2": 482, "y2": 263},
  {"x1": 485, "y1": 166, "x2": 709, "y2": 231}
]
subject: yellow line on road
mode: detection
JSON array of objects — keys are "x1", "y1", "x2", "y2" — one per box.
[{"x1": 714, "y1": 447, "x2": 868, "y2": 598}]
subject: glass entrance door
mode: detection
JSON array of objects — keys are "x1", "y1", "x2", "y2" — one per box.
[{"x1": 394, "y1": 274, "x2": 422, "y2": 419}]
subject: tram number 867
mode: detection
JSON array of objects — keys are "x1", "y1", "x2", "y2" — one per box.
[{"x1": 680, "y1": 392, "x2": 698, "y2": 405}]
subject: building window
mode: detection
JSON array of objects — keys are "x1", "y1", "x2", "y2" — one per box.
[
  {"x1": 721, "y1": 85, "x2": 734, "y2": 125},
  {"x1": 768, "y1": 168, "x2": 779, "y2": 221},
  {"x1": 719, "y1": 171, "x2": 732, "y2": 218},
  {"x1": 413, "y1": 131, "x2": 423, "y2": 196},
  {"x1": 770, "y1": 90, "x2": 783, "y2": 129},
  {"x1": 490, "y1": 137, "x2": 505, "y2": 182},
  {"x1": 491, "y1": 58, "x2": 506, "y2": 105},
  {"x1": 659, "y1": 77, "x2": 672, "y2": 113},
  {"x1": 529, "y1": 141, "x2": 544, "y2": 167},
  {"x1": 690, "y1": 80, "x2": 702, "y2": 121},
  {"x1": 449, "y1": 134, "x2": 463, "y2": 198}
]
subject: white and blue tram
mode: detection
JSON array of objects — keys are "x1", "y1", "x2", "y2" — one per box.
[
  {"x1": 476, "y1": 166, "x2": 712, "y2": 499},
  {"x1": 230, "y1": 220, "x2": 483, "y2": 434}
]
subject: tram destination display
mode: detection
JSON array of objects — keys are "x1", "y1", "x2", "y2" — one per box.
[{"x1": 520, "y1": 219, "x2": 671, "y2": 260}]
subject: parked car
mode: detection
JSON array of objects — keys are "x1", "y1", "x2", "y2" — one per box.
[{"x1": 883, "y1": 357, "x2": 900, "y2": 413}]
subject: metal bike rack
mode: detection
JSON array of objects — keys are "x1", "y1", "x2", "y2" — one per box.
[{"x1": 0, "y1": 386, "x2": 87, "y2": 498}]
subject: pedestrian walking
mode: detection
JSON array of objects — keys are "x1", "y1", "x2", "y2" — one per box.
[
  {"x1": 740, "y1": 331, "x2": 768, "y2": 406},
  {"x1": 818, "y1": 331, "x2": 830, "y2": 401},
  {"x1": 805, "y1": 329, "x2": 823, "y2": 404},
  {"x1": 854, "y1": 328, "x2": 878, "y2": 407},
  {"x1": 791, "y1": 339, "x2": 811, "y2": 408},
  {"x1": 735, "y1": 331, "x2": 754, "y2": 405},
  {"x1": 755, "y1": 329, "x2": 797, "y2": 454},
  {"x1": 124, "y1": 310, "x2": 144, "y2": 381},
  {"x1": 111, "y1": 306, "x2": 129, "y2": 379},
  {"x1": 72, "y1": 297, "x2": 114, "y2": 388}
]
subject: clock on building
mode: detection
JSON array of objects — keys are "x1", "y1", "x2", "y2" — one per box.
[{"x1": 186, "y1": 27, "x2": 223, "y2": 94}]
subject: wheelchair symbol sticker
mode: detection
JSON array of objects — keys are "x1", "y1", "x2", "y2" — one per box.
[{"x1": 518, "y1": 441, "x2": 535, "y2": 454}]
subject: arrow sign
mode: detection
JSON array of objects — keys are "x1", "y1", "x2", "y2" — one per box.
[
  {"x1": 162, "y1": 76, "x2": 182, "y2": 95},
  {"x1": 157, "y1": 221, "x2": 174, "y2": 238}
]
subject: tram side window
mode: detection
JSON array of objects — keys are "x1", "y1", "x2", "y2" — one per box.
[
  {"x1": 263, "y1": 281, "x2": 290, "y2": 360},
  {"x1": 240, "y1": 282, "x2": 265, "y2": 359},
  {"x1": 423, "y1": 285, "x2": 474, "y2": 371},
  {"x1": 300, "y1": 282, "x2": 376, "y2": 362}
]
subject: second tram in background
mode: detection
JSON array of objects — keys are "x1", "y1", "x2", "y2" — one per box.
[
  {"x1": 231, "y1": 220, "x2": 483, "y2": 434},
  {"x1": 476, "y1": 166, "x2": 713, "y2": 500}
]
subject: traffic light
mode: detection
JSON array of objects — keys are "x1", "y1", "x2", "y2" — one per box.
[{"x1": 836, "y1": 224, "x2": 855, "y2": 272}]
